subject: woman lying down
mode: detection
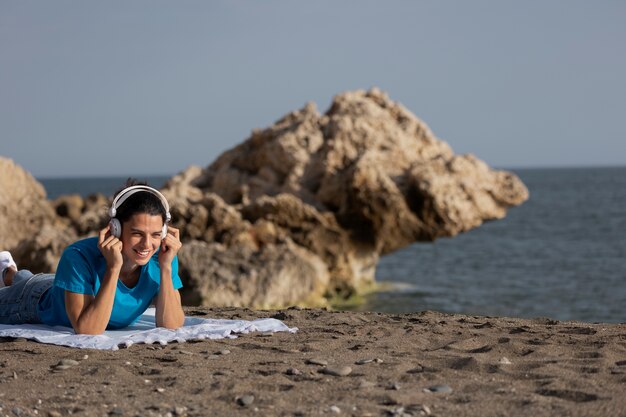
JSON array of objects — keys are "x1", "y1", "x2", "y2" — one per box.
[{"x1": 0, "y1": 180, "x2": 185, "y2": 334}]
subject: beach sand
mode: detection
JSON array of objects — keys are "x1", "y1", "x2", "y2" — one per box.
[{"x1": 1, "y1": 307, "x2": 625, "y2": 417}]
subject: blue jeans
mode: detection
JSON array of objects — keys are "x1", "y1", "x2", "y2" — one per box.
[{"x1": 0, "y1": 270, "x2": 55, "y2": 324}]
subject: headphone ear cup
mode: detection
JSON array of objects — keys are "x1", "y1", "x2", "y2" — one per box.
[
  {"x1": 161, "y1": 224, "x2": 168, "y2": 240},
  {"x1": 110, "y1": 218, "x2": 122, "y2": 238}
]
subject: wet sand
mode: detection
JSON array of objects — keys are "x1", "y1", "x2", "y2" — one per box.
[{"x1": 1, "y1": 307, "x2": 625, "y2": 417}]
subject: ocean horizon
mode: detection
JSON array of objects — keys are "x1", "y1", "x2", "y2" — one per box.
[{"x1": 38, "y1": 166, "x2": 626, "y2": 324}]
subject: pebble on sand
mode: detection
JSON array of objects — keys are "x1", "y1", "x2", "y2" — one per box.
[
  {"x1": 236, "y1": 395, "x2": 255, "y2": 407},
  {"x1": 424, "y1": 384, "x2": 453, "y2": 394},
  {"x1": 356, "y1": 358, "x2": 383, "y2": 365},
  {"x1": 358, "y1": 380, "x2": 377, "y2": 389},
  {"x1": 320, "y1": 366, "x2": 352, "y2": 377},
  {"x1": 286, "y1": 368, "x2": 302, "y2": 376},
  {"x1": 388, "y1": 404, "x2": 431, "y2": 416},
  {"x1": 306, "y1": 358, "x2": 328, "y2": 366}
]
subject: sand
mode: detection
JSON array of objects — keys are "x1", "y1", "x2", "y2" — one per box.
[{"x1": 0, "y1": 307, "x2": 625, "y2": 417}]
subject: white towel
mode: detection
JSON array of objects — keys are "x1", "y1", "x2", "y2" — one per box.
[{"x1": 0, "y1": 308, "x2": 297, "y2": 350}]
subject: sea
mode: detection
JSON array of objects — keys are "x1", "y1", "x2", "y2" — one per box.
[{"x1": 38, "y1": 167, "x2": 626, "y2": 324}]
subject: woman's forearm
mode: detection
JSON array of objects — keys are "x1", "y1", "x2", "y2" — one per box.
[
  {"x1": 67, "y1": 267, "x2": 119, "y2": 335},
  {"x1": 155, "y1": 265, "x2": 185, "y2": 329}
]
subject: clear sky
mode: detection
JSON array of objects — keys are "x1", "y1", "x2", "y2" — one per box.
[{"x1": 1, "y1": 1, "x2": 625, "y2": 178}]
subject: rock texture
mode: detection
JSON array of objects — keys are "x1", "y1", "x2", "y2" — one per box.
[
  {"x1": 162, "y1": 88, "x2": 528, "y2": 305},
  {"x1": 0, "y1": 89, "x2": 529, "y2": 307},
  {"x1": 0, "y1": 157, "x2": 57, "y2": 251},
  {"x1": 178, "y1": 239, "x2": 329, "y2": 308},
  {"x1": 12, "y1": 224, "x2": 77, "y2": 274}
]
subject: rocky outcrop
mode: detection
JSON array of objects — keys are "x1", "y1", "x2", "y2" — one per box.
[
  {"x1": 52, "y1": 193, "x2": 110, "y2": 236},
  {"x1": 0, "y1": 89, "x2": 529, "y2": 308},
  {"x1": 178, "y1": 239, "x2": 329, "y2": 308},
  {"x1": 163, "y1": 88, "x2": 528, "y2": 305},
  {"x1": 12, "y1": 224, "x2": 78, "y2": 273},
  {"x1": 0, "y1": 157, "x2": 58, "y2": 251}
]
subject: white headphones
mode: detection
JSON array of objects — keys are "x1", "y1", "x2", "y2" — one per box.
[{"x1": 108, "y1": 185, "x2": 171, "y2": 239}]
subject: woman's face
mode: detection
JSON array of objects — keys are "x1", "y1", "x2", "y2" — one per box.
[{"x1": 120, "y1": 213, "x2": 164, "y2": 267}]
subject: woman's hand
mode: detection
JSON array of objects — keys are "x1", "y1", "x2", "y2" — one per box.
[
  {"x1": 69, "y1": 224, "x2": 123, "y2": 335},
  {"x1": 155, "y1": 226, "x2": 184, "y2": 329},
  {"x1": 98, "y1": 225, "x2": 123, "y2": 269},
  {"x1": 159, "y1": 226, "x2": 182, "y2": 267}
]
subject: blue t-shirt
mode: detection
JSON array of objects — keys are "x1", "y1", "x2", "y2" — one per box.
[{"x1": 37, "y1": 237, "x2": 183, "y2": 329}]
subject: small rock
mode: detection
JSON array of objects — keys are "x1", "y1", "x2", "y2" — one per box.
[
  {"x1": 499, "y1": 357, "x2": 513, "y2": 365},
  {"x1": 12, "y1": 372, "x2": 17, "y2": 380},
  {"x1": 48, "y1": 412, "x2": 62, "y2": 417},
  {"x1": 387, "y1": 407, "x2": 406, "y2": 416},
  {"x1": 236, "y1": 395, "x2": 255, "y2": 407},
  {"x1": 424, "y1": 384, "x2": 453, "y2": 394},
  {"x1": 179, "y1": 350, "x2": 194, "y2": 355},
  {"x1": 390, "y1": 404, "x2": 431, "y2": 416},
  {"x1": 358, "y1": 380, "x2": 376, "y2": 389},
  {"x1": 320, "y1": 366, "x2": 352, "y2": 377},
  {"x1": 53, "y1": 365, "x2": 72, "y2": 371},
  {"x1": 11, "y1": 407, "x2": 23, "y2": 416},
  {"x1": 286, "y1": 368, "x2": 302, "y2": 376},
  {"x1": 390, "y1": 383, "x2": 401, "y2": 391},
  {"x1": 218, "y1": 349, "x2": 231, "y2": 355},
  {"x1": 355, "y1": 358, "x2": 379, "y2": 365},
  {"x1": 156, "y1": 388, "x2": 166, "y2": 393},
  {"x1": 271, "y1": 311, "x2": 290, "y2": 320},
  {"x1": 81, "y1": 354, "x2": 89, "y2": 360},
  {"x1": 173, "y1": 406, "x2": 187, "y2": 416},
  {"x1": 407, "y1": 366, "x2": 424, "y2": 374},
  {"x1": 418, "y1": 404, "x2": 431, "y2": 416},
  {"x1": 329, "y1": 405, "x2": 341, "y2": 414},
  {"x1": 306, "y1": 358, "x2": 328, "y2": 366},
  {"x1": 108, "y1": 407, "x2": 124, "y2": 415},
  {"x1": 58, "y1": 359, "x2": 80, "y2": 367}
]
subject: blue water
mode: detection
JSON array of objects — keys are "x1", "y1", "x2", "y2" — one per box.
[
  {"x1": 39, "y1": 167, "x2": 626, "y2": 323},
  {"x1": 41, "y1": 176, "x2": 171, "y2": 200},
  {"x1": 367, "y1": 167, "x2": 626, "y2": 323}
]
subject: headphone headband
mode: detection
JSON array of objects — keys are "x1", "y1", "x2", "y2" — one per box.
[{"x1": 108, "y1": 185, "x2": 171, "y2": 222}]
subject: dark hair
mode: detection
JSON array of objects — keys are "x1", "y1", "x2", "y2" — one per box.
[{"x1": 113, "y1": 178, "x2": 167, "y2": 225}]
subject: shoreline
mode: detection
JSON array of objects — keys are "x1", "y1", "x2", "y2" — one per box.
[{"x1": 1, "y1": 307, "x2": 624, "y2": 417}]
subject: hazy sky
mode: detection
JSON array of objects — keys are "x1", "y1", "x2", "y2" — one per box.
[{"x1": 2, "y1": 1, "x2": 625, "y2": 178}]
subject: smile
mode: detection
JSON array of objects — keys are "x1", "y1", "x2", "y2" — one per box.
[{"x1": 134, "y1": 249, "x2": 152, "y2": 258}]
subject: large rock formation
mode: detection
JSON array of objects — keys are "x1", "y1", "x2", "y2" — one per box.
[
  {"x1": 0, "y1": 89, "x2": 529, "y2": 308},
  {"x1": 0, "y1": 157, "x2": 107, "y2": 273},
  {"x1": 0, "y1": 157, "x2": 58, "y2": 251},
  {"x1": 162, "y1": 88, "x2": 528, "y2": 305}
]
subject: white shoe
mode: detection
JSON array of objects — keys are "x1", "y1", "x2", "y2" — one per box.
[{"x1": 0, "y1": 251, "x2": 17, "y2": 288}]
